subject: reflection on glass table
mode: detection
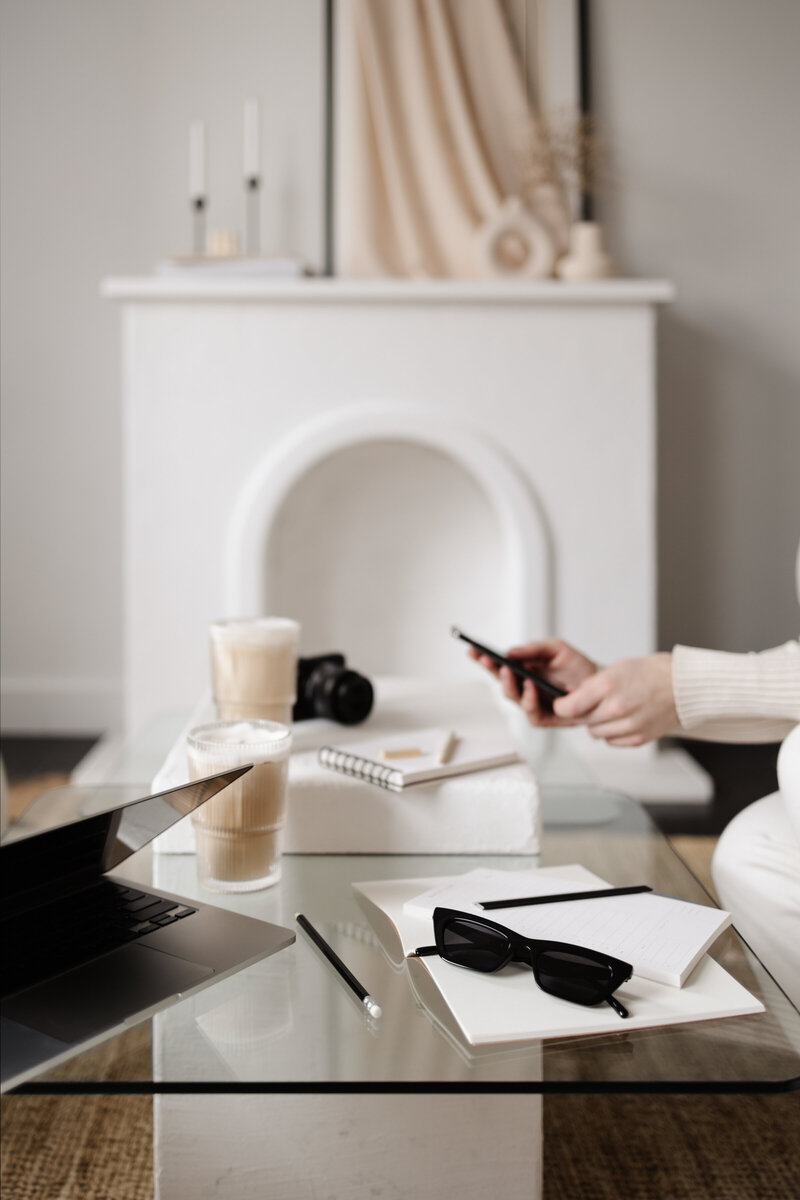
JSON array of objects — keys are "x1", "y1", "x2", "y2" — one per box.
[{"x1": 8, "y1": 785, "x2": 798, "y2": 1095}]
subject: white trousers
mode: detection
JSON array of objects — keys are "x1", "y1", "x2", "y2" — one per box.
[{"x1": 711, "y1": 726, "x2": 800, "y2": 1008}]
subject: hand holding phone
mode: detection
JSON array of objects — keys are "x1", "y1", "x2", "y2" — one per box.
[{"x1": 451, "y1": 627, "x2": 567, "y2": 699}]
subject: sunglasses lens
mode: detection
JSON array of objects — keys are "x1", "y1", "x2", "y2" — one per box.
[
  {"x1": 441, "y1": 918, "x2": 510, "y2": 972},
  {"x1": 534, "y1": 949, "x2": 613, "y2": 1006}
]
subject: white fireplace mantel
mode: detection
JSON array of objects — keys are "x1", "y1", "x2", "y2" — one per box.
[{"x1": 105, "y1": 273, "x2": 710, "y2": 803}]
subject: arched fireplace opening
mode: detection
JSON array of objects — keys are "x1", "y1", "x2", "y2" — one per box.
[{"x1": 224, "y1": 403, "x2": 553, "y2": 678}]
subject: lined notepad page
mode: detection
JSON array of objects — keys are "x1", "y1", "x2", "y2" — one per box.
[
  {"x1": 404, "y1": 867, "x2": 599, "y2": 919},
  {"x1": 404, "y1": 867, "x2": 731, "y2": 987}
]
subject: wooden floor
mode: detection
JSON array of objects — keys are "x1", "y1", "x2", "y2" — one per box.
[{"x1": 667, "y1": 833, "x2": 720, "y2": 900}]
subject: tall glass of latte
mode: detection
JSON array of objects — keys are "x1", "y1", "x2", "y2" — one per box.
[
  {"x1": 186, "y1": 720, "x2": 292, "y2": 892},
  {"x1": 210, "y1": 617, "x2": 299, "y2": 725}
]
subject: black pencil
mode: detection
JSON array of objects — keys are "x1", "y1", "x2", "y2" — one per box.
[
  {"x1": 478, "y1": 884, "x2": 653, "y2": 911},
  {"x1": 296, "y1": 912, "x2": 382, "y2": 1018}
]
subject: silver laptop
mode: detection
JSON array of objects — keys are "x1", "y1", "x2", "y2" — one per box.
[{"x1": 0, "y1": 767, "x2": 295, "y2": 1092}]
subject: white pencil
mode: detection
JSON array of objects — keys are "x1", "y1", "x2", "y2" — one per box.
[{"x1": 437, "y1": 731, "x2": 458, "y2": 765}]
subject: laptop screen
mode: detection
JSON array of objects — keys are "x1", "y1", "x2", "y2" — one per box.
[{"x1": 1, "y1": 767, "x2": 250, "y2": 916}]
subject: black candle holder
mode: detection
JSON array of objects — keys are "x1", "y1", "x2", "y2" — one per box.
[
  {"x1": 191, "y1": 196, "x2": 206, "y2": 256},
  {"x1": 245, "y1": 176, "x2": 261, "y2": 256}
]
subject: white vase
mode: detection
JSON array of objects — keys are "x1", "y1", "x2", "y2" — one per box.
[
  {"x1": 556, "y1": 221, "x2": 615, "y2": 281},
  {"x1": 476, "y1": 196, "x2": 556, "y2": 279}
]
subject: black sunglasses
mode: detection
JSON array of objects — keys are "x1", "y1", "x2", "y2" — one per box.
[{"x1": 415, "y1": 906, "x2": 633, "y2": 1019}]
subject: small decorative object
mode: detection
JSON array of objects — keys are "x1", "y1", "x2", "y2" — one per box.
[
  {"x1": 206, "y1": 229, "x2": 240, "y2": 258},
  {"x1": 188, "y1": 120, "x2": 207, "y2": 255},
  {"x1": 476, "y1": 196, "x2": 556, "y2": 279},
  {"x1": 520, "y1": 112, "x2": 616, "y2": 281},
  {"x1": 243, "y1": 98, "x2": 261, "y2": 255},
  {"x1": 556, "y1": 220, "x2": 615, "y2": 281}
]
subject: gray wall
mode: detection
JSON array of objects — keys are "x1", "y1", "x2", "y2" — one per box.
[
  {"x1": 0, "y1": 0, "x2": 323, "y2": 732},
  {"x1": 1, "y1": 0, "x2": 798, "y2": 733},
  {"x1": 594, "y1": 0, "x2": 800, "y2": 652}
]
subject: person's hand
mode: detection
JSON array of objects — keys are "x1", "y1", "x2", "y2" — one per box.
[
  {"x1": 468, "y1": 638, "x2": 597, "y2": 727},
  {"x1": 551, "y1": 653, "x2": 678, "y2": 746}
]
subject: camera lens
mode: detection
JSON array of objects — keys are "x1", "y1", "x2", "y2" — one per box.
[{"x1": 305, "y1": 663, "x2": 374, "y2": 725}]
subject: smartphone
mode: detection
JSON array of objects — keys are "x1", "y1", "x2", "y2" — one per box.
[{"x1": 451, "y1": 626, "x2": 567, "y2": 700}]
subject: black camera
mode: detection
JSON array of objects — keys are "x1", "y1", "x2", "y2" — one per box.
[{"x1": 293, "y1": 654, "x2": 374, "y2": 725}]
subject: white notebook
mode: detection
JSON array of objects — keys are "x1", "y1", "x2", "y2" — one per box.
[
  {"x1": 318, "y1": 729, "x2": 520, "y2": 791},
  {"x1": 403, "y1": 867, "x2": 733, "y2": 988},
  {"x1": 353, "y1": 866, "x2": 764, "y2": 1047}
]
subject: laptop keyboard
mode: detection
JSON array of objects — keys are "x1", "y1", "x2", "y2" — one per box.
[{"x1": 2, "y1": 880, "x2": 197, "y2": 998}]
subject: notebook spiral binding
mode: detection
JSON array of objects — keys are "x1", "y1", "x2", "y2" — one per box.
[{"x1": 318, "y1": 747, "x2": 401, "y2": 791}]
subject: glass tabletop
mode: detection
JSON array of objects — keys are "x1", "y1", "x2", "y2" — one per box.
[{"x1": 8, "y1": 785, "x2": 800, "y2": 1095}]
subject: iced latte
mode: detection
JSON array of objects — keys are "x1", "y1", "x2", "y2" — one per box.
[
  {"x1": 210, "y1": 617, "x2": 299, "y2": 724},
  {"x1": 186, "y1": 720, "x2": 292, "y2": 892}
]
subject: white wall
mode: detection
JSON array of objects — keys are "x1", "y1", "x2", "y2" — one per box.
[
  {"x1": 2, "y1": 0, "x2": 798, "y2": 734},
  {"x1": 0, "y1": 0, "x2": 323, "y2": 733}
]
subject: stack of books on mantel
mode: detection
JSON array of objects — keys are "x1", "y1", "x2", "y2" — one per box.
[{"x1": 155, "y1": 255, "x2": 311, "y2": 278}]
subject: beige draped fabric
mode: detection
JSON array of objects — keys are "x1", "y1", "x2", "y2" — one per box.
[{"x1": 337, "y1": 0, "x2": 570, "y2": 278}]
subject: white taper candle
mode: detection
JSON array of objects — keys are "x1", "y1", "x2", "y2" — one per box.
[
  {"x1": 189, "y1": 121, "x2": 206, "y2": 200},
  {"x1": 243, "y1": 98, "x2": 260, "y2": 179}
]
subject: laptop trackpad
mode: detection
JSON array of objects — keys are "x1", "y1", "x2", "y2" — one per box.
[{"x1": 3, "y1": 943, "x2": 214, "y2": 1044}]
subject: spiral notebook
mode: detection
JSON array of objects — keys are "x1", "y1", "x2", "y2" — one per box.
[{"x1": 317, "y1": 729, "x2": 520, "y2": 792}]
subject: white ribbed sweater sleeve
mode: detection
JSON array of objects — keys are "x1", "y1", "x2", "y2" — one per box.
[{"x1": 672, "y1": 640, "x2": 800, "y2": 743}]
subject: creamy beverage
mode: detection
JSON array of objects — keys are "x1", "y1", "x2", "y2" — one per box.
[
  {"x1": 186, "y1": 720, "x2": 292, "y2": 892},
  {"x1": 210, "y1": 617, "x2": 299, "y2": 723}
]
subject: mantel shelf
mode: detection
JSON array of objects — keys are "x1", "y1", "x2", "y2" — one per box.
[{"x1": 102, "y1": 276, "x2": 675, "y2": 305}]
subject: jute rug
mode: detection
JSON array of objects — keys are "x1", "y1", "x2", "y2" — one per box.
[
  {"x1": 544, "y1": 1094, "x2": 800, "y2": 1199},
  {"x1": 3, "y1": 1073, "x2": 797, "y2": 1199},
  {"x1": 2, "y1": 782, "x2": 797, "y2": 1199},
  {"x1": 1, "y1": 1026, "x2": 153, "y2": 1200},
  {"x1": 1, "y1": 776, "x2": 155, "y2": 1200}
]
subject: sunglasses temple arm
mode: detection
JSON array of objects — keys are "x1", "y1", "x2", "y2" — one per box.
[
  {"x1": 413, "y1": 945, "x2": 439, "y2": 958},
  {"x1": 606, "y1": 994, "x2": 630, "y2": 1019}
]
